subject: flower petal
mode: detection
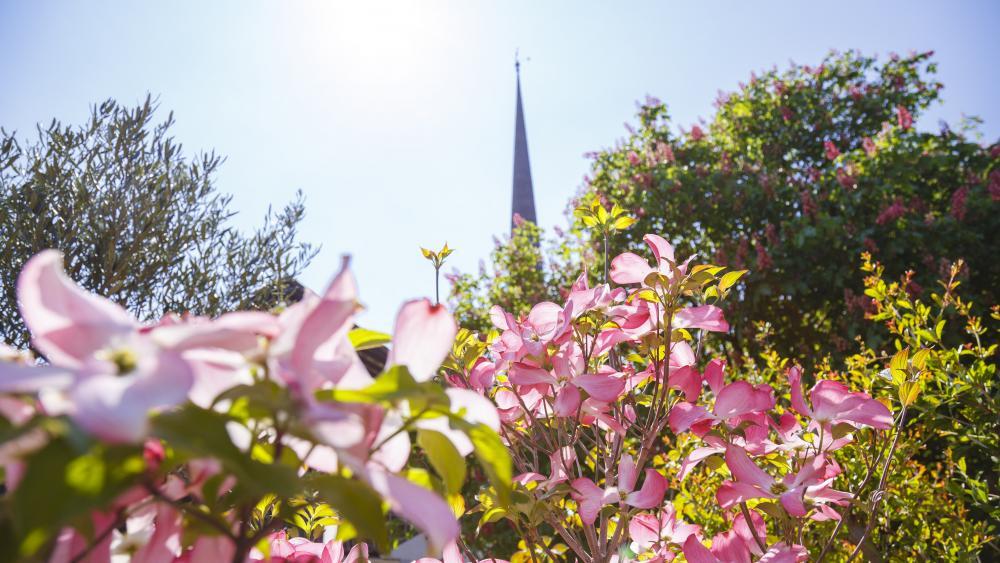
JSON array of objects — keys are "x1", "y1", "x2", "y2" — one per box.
[
  {"x1": 573, "y1": 373, "x2": 625, "y2": 403},
  {"x1": 366, "y1": 468, "x2": 459, "y2": 555},
  {"x1": 17, "y1": 250, "x2": 137, "y2": 367},
  {"x1": 609, "y1": 252, "x2": 652, "y2": 285},
  {"x1": 674, "y1": 305, "x2": 729, "y2": 333},
  {"x1": 389, "y1": 299, "x2": 457, "y2": 382},
  {"x1": 624, "y1": 469, "x2": 667, "y2": 509},
  {"x1": 724, "y1": 445, "x2": 774, "y2": 490}
]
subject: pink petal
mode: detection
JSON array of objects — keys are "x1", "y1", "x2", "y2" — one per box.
[
  {"x1": 526, "y1": 302, "x2": 563, "y2": 339},
  {"x1": 809, "y1": 380, "x2": 863, "y2": 420},
  {"x1": 759, "y1": 543, "x2": 809, "y2": 562},
  {"x1": 643, "y1": 234, "x2": 676, "y2": 264},
  {"x1": 678, "y1": 445, "x2": 724, "y2": 481},
  {"x1": 488, "y1": 305, "x2": 513, "y2": 331},
  {"x1": 508, "y1": 363, "x2": 556, "y2": 386},
  {"x1": 779, "y1": 490, "x2": 809, "y2": 517},
  {"x1": 714, "y1": 381, "x2": 774, "y2": 419},
  {"x1": 618, "y1": 453, "x2": 638, "y2": 492},
  {"x1": 133, "y1": 504, "x2": 182, "y2": 563},
  {"x1": 389, "y1": 299, "x2": 457, "y2": 382},
  {"x1": 592, "y1": 328, "x2": 631, "y2": 357},
  {"x1": 629, "y1": 513, "x2": 663, "y2": 550},
  {"x1": 787, "y1": 366, "x2": 811, "y2": 417},
  {"x1": 733, "y1": 509, "x2": 767, "y2": 556},
  {"x1": 703, "y1": 358, "x2": 726, "y2": 394},
  {"x1": 787, "y1": 454, "x2": 828, "y2": 489},
  {"x1": 0, "y1": 362, "x2": 74, "y2": 393},
  {"x1": 366, "y1": 468, "x2": 460, "y2": 555},
  {"x1": 668, "y1": 364, "x2": 702, "y2": 401},
  {"x1": 290, "y1": 261, "x2": 359, "y2": 378},
  {"x1": 553, "y1": 384, "x2": 581, "y2": 417},
  {"x1": 709, "y1": 530, "x2": 751, "y2": 563},
  {"x1": 570, "y1": 478, "x2": 618, "y2": 526},
  {"x1": 151, "y1": 311, "x2": 280, "y2": 353},
  {"x1": 716, "y1": 481, "x2": 770, "y2": 510},
  {"x1": 609, "y1": 252, "x2": 653, "y2": 285},
  {"x1": 573, "y1": 373, "x2": 625, "y2": 402},
  {"x1": 668, "y1": 402, "x2": 713, "y2": 434},
  {"x1": 674, "y1": 305, "x2": 729, "y2": 333},
  {"x1": 683, "y1": 535, "x2": 720, "y2": 563},
  {"x1": 840, "y1": 396, "x2": 893, "y2": 429},
  {"x1": 624, "y1": 469, "x2": 667, "y2": 509},
  {"x1": 724, "y1": 445, "x2": 775, "y2": 490},
  {"x1": 17, "y1": 250, "x2": 137, "y2": 367},
  {"x1": 669, "y1": 341, "x2": 696, "y2": 369},
  {"x1": 72, "y1": 350, "x2": 193, "y2": 443}
]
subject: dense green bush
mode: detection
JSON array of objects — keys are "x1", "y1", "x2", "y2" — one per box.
[{"x1": 452, "y1": 50, "x2": 999, "y2": 364}]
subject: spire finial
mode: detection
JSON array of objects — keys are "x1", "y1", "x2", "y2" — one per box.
[{"x1": 515, "y1": 49, "x2": 520, "y2": 74}]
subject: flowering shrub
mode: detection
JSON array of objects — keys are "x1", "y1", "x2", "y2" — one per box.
[
  {"x1": 442, "y1": 234, "x2": 927, "y2": 562},
  {"x1": 1, "y1": 233, "x2": 994, "y2": 562},
  {"x1": 0, "y1": 250, "x2": 511, "y2": 562}
]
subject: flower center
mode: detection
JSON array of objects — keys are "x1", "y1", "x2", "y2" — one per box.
[
  {"x1": 108, "y1": 348, "x2": 138, "y2": 375},
  {"x1": 770, "y1": 482, "x2": 788, "y2": 495}
]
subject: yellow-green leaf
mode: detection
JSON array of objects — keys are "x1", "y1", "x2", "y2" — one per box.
[{"x1": 718, "y1": 270, "x2": 748, "y2": 291}]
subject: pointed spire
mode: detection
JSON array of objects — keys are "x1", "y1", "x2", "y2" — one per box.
[{"x1": 511, "y1": 54, "x2": 537, "y2": 233}]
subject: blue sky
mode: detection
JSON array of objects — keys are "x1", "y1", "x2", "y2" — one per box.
[{"x1": 2, "y1": 1, "x2": 998, "y2": 330}]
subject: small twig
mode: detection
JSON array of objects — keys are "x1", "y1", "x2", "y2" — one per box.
[
  {"x1": 846, "y1": 404, "x2": 909, "y2": 562},
  {"x1": 740, "y1": 502, "x2": 767, "y2": 553}
]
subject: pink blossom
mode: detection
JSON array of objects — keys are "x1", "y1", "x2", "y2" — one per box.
[
  {"x1": 896, "y1": 105, "x2": 913, "y2": 130},
  {"x1": 629, "y1": 503, "x2": 701, "y2": 555},
  {"x1": 876, "y1": 198, "x2": 907, "y2": 225},
  {"x1": 823, "y1": 140, "x2": 840, "y2": 160},
  {"x1": 609, "y1": 234, "x2": 692, "y2": 287},
  {"x1": 570, "y1": 460, "x2": 667, "y2": 525},
  {"x1": 0, "y1": 251, "x2": 194, "y2": 443},
  {"x1": 950, "y1": 186, "x2": 969, "y2": 221},
  {"x1": 669, "y1": 380, "x2": 775, "y2": 435},
  {"x1": 788, "y1": 366, "x2": 892, "y2": 430},
  {"x1": 862, "y1": 136, "x2": 877, "y2": 156},
  {"x1": 717, "y1": 445, "x2": 835, "y2": 517},
  {"x1": 257, "y1": 532, "x2": 369, "y2": 562}
]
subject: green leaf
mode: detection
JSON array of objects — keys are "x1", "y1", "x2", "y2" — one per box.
[
  {"x1": 151, "y1": 405, "x2": 299, "y2": 498},
  {"x1": 348, "y1": 327, "x2": 392, "y2": 351},
  {"x1": 11, "y1": 439, "x2": 144, "y2": 557},
  {"x1": 309, "y1": 474, "x2": 389, "y2": 550},
  {"x1": 466, "y1": 423, "x2": 513, "y2": 507},
  {"x1": 417, "y1": 429, "x2": 466, "y2": 494},
  {"x1": 889, "y1": 348, "x2": 909, "y2": 385},
  {"x1": 316, "y1": 366, "x2": 446, "y2": 408},
  {"x1": 611, "y1": 215, "x2": 636, "y2": 230},
  {"x1": 899, "y1": 381, "x2": 921, "y2": 407},
  {"x1": 718, "y1": 269, "x2": 749, "y2": 291}
]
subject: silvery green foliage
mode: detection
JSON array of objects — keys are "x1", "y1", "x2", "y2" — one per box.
[{"x1": 0, "y1": 96, "x2": 316, "y2": 347}]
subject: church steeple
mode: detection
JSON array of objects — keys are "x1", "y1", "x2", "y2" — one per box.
[{"x1": 511, "y1": 56, "x2": 537, "y2": 232}]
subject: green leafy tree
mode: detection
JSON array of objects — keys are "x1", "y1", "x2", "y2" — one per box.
[
  {"x1": 579, "y1": 49, "x2": 998, "y2": 363},
  {"x1": 0, "y1": 96, "x2": 317, "y2": 347},
  {"x1": 447, "y1": 220, "x2": 588, "y2": 332},
  {"x1": 453, "y1": 51, "x2": 999, "y2": 364}
]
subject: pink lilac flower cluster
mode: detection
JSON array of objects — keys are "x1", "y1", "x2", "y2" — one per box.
[
  {"x1": 0, "y1": 250, "x2": 500, "y2": 561},
  {"x1": 448, "y1": 234, "x2": 893, "y2": 562}
]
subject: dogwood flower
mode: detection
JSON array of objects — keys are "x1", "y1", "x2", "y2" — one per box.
[
  {"x1": 716, "y1": 445, "x2": 843, "y2": 517},
  {"x1": 0, "y1": 251, "x2": 194, "y2": 443},
  {"x1": 788, "y1": 366, "x2": 892, "y2": 430},
  {"x1": 570, "y1": 454, "x2": 667, "y2": 525}
]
